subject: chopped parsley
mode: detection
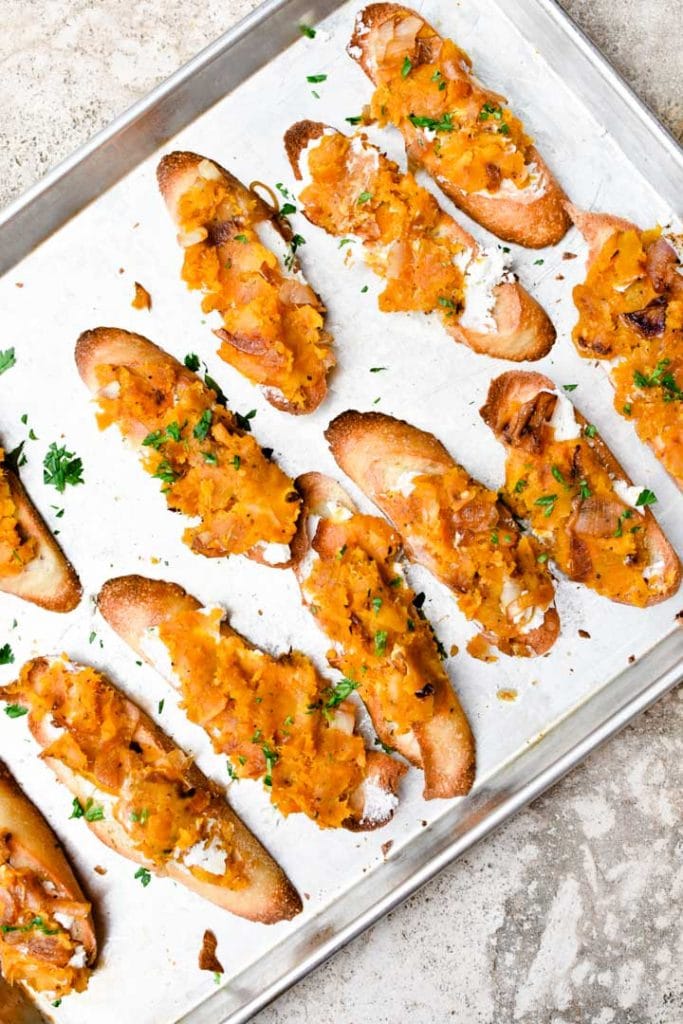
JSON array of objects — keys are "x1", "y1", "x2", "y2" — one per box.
[
  {"x1": 401, "y1": 56, "x2": 412, "y2": 77},
  {"x1": 299, "y1": 23, "x2": 316, "y2": 38},
  {"x1": 130, "y1": 808, "x2": 150, "y2": 824},
  {"x1": 374, "y1": 630, "x2": 388, "y2": 655},
  {"x1": 0, "y1": 348, "x2": 16, "y2": 375},
  {"x1": 134, "y1": 867, "x2": 152, "y2": 887},
  {"x1": 152, "y1": 460, "x2": 178, "y2": 485},
  {"x1": 634, "y1": 359, "x2": 682, "y2": 401},
  {"x1": 372, "y1": 596, "x2": 383, "y2": 614},
  {"x1": 279, "y1": 202, "x2": 296, "y2": 217},
  {"x1": 193, "y1": 409, "x2": 212, "y2": 440},
  {"x1": 226, "y1": 761, "x2": 237, "y2": 780},
  {"x1": 370, "y1": 366, "x2": 387, "y2": 373},
  {"x1": 345, "y1": 115, "x2": 362, "y2": 125},
  {"x1": 204, "y1": 374, "x2": 226, "y2": 405},
  {"x1": 142, "y1": 429, "x2": 165, "y2": 449},
  {"x1": 551, "y1": 465, "x2": 566, "y2": 486},
  {"x1": 479, "y1": 101, "x2": 503, "y2": 122},
  {"x1": 339, "y1": 237, "x2": 355, "y2": 248},
  {"x1": 1, "y1": 916, "x2": 58, "y2": 936},
  {"x1": 408, "y1": 112, "x2": 455, "y2": 133},
  {"x1": 4, "y1": 704, "x2": 26, "y2": 719},
  {"x1": 374, "y1": 738, "x2": 396, "y2": 755},
  {"x1": 234, "y1": 233, "x2": 248, "y2": 244},
  {"x1": 324, "y1": 677, "x2": 358, "y2": 709},
  {"x1": 43, "y1": 443, "x2": 84, "y2": 492},
  {"x1": 514, "y1": 478, "x2": 528, "y2": 493},
  {"x1": 613, "y1": 508, "x2": 633, "y2": 538},
  {"x1": 164, "y1": 421, "x2": 184, "y2": 442},
  {"x1": 184, "y1": 353, "x2": 201, "y2": 371},
  {"x1": 158, "y1": 699, "x2": 165, "y2": 714},
  {"x1": 357, "y1": 191, "x2": 372, "y2": 204},
  {"x1": 202, "y1": 452, "x2": 218, "y2": 465},
  {"x1": 0, "y1": 643, "x2": 15, "y2": 665},
  {"x1": 584, "y1": 424, "x2": 597, "y2": 438},
  {"x1": 262, "y1": 743, "x2": 279, "y2": 786},
  {"x1": 490, "y1": 531, "x2": 499, "y2": 544},
  {"x1": 70, "y1": 797, "x2": 104, "y2": 821},
  {"x1": 533, "y1": 258, "x2": 544, "y2": 265},
  {"x1": 578, "y1": 479, "x2": 591, "y2": 500},
  {"x1": 534, "y1": 493, "x2": 558, "y2": 517},
  {"x1": 623, "y1": 403, "x2": 632, "y2": 415},
  {"x1": 636, "y1": 488, "x2": 657, "y2": 507},
  {"x1": 537, "y1": 553, "x2": 549, "y2": 563},
  {"x1": 235, "y1": 408, "x2": 257, "y2": 432},
  {"x1": 562, "y1": 384, "x2": 578, "y2": 392},
  {"x1": 306, "y1": 73, "x2": 327, "y2": 83}
]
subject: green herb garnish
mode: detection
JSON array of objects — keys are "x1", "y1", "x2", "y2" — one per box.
[
  {"x1": 193, "y1": 409, "x2": 212, "y2": 440},
  {"x1": 0, "y1": 644, "x2": 15, "y2": 665},
  {"x1": 0, "y1": 349, "x2": 16, "y2": 375},
  {"x1": 134, "y1": 867, "x2": 151, "y2": 887},
  {"x1": 43, "y1": 443, "x2": 84, "y2": 492}
]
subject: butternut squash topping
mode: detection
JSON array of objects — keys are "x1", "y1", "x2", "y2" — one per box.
[
  {"x1": 382, "y1": 469, "x2": 554, "y2": 655},
  {"x1": 302, "y1": 513, "x2": 449, "y2": 740},
  {"x1": 300, "y1": 132, "x2": 466, "y2": 320},
  {"x1": 0, "y1": 844, "x2": 91, "y2": 996},
  {"x1": 155, "y1": 606, "x2": 368, "y2": 829},
  {"x1": 503, "y1": 416, "x2": 663, "y2": 606},
  {"x1": 573, "y1": 227, "x2": 683, "y2": 487},
  {"x1": 368, "y1": 29, "x2": 534, "y2": 195},
  {"x1": 177, "y1": 174, "x2": 333, "y2": 410},
  {"x1": 5, "y1": 660, "x2": 248, "y2": 890},
  {"x1": 94, "y1": 360, "x2": 299, "y2": 558},
  {"x1": 0, "y1": 453, "x2": 37, "y2": 577}
]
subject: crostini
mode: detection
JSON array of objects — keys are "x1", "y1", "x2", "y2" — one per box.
[
  {"x1": 291, "y1": 472, "x2": 475, "y2": 799},
  {"x1": 157, "y1": 151, "x2": 335, "y2": 414},
  {"x1": 284, "y1": 121, "x2": 555, "y2": 362},
  {"x1": 568, "y1": 205, "x2": 683, "y2": 490},
  {"x1": 0, "y1": 976, "x2": 46, "y2": 1024},
  {"x1": 325, "y1": 412, "x2": 559, "y2": 659},
  {"x1": 75, "y1": 328, "x2": 300, "y2": 566},
  {"x1": 0, "y1": 760, "x2": 95, "y2": 999},
  {"x1": 0, "y1": 447, "x2": 81, "y2": 612},
  {"x1": 98, "y1": 575, "x2": 405, "y2": 830},
  {"x1": 347, "y1": 4, "x2": 570, "y2": 247},
  {"x1": 1, "y1": 659, "x2": 301, "y2": 924},
  {"x1": 480, "y1": 371, "x2": 681, "y2": 605}
]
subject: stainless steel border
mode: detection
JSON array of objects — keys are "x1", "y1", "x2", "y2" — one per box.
[{"x1": 1, "y1": 1, "x2": 681, "y2": 1022}]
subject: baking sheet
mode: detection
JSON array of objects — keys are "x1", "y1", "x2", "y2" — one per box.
[{"x1": 0, "y1": 0, "x2": 681, "y2": 1022}]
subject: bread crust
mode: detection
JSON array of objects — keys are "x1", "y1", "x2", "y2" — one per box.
[
  {"x1": 348, "y1": 3, "x2": 571, "y2": 247},
  {"x1": 0, "y1": 760, "x2": 96, "y2": 962},
  {"x1": 291, "y1": 471, "x2": 476, "y2": 799},
  {"x1": 7, "y1": 659, "x2": 302, "y2": 924},
  {"x1": 325, "y1": 411, "x2": 560, "y2": 656},
  {"x1": 0, "y1": 976, "x2": 46, "y2": 1024},
  {"x1": 480, "y1": 370, "x2": 681, "y2": 605},
  {"x1": 157, "y1": 150, "x2": 334, "y2": 414},
  {"x1": 284, "y1": 120, "x2": 555, "y2": 362},
  {"x1": 97, "y1": 574, "x2": 406, "y2": 829},
  {"x1": 0, "y1": 471, "x2": 81, "y2": 613}
]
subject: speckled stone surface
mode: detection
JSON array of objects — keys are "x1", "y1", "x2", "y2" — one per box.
[{"x1": 1, "y1": 2, "x2": 681, "y2": 1022}]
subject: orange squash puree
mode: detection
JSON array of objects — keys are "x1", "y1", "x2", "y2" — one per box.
[
  {"x1": 301, "y1": 513, "x2": 450, "y2": 742},
  {"x1": 0, "y1": 852, "x2": 90, "y2": 996},
  {"x1": 155, "y1": 606, "x2": 368, "y2": 828},
  {"x1": 94, "y1": 360, "x2": 300, "y2": 559},
  {"x1": 572, "y1": 227, "x2": 683, "y2": 488},
  {"x1": 300, "y1": 132, "x2": 466, "y2": 321},
  {"x1": 0, "y1": 453, "x2": 37, "y2": 577},
  {"x1": 4, "y1": 660, "x2": 248, "y2": 890},
  {"x1": 177, "y1": 173, "x2": 333, "y2": 409},
  {"x1": 383, "y1": 469, "x2": 554, "y2": 656},
  {"x1": 503, "y1": 416, "x2": 662, "y2": 606},
  {"x1": 367, "y1": 21, "x2": 534, "y2": 195}
]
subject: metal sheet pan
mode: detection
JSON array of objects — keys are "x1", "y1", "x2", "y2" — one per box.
[{"x1": 0, "y1": 1, "x2": 681, "y2": 1023}]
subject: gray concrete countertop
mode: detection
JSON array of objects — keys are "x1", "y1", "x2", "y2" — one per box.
[{"x1": 1, "y1": 2, "x2": 681, "y2": 1022}]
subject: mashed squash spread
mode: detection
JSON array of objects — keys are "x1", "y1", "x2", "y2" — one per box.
[
  {"x1": 177, "y1": 165, "x2": 334, "y2": 410},
  {"x1": 0, "y1": 844, "x2": 91, "y2": 996},
  {"x1": 94, "y1": 359, "x2": 300, "y2": 560},
  {"x1": 380, "y1": 468, "x2": 555, "y2": 656},
  {"x1": 153, "y1": 605, "x2": 370, "y2": 829},
  {"x1": 572, "y1": 227, "x2": 683, "y2": 488},
  {"x1": 500, "y1": 389, "x2": 674, "y2": 605},
  {"x1": 0, "y1": 452, "x2": 37, "y2": 577},
  {"x1": 365, "y1": 15, "x2": 535, "y2": 195},
  {"x1": 300, "y1": 132, "x2": 467, "y2": 322},
  {"x1": 5, "y1": 659, "x2": 248, "y2": 891},
  {"x1": 302, "y1": 513, "x2": 452, "y2": 742}
]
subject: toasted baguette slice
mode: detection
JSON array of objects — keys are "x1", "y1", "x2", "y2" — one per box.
[
  {"x1": 480, "y1": 371, "x2": 681, "y2": 605},
  {"x1": 0, "y1": 976, "x2": 46, "y2": 1024},
  {"x1": 290, "y1": 472, "x2": 475, "y2": 799},
  {"x1": 284, "y1": 121, "x2": 554, "y2": 362},
  {"x1": 0, "y1": 457, "x2": 81, "y2": 613},
  {"x1": 568, "y1": 203, "x2": 683, "y2": 491},
  {"x1": 75, "y1": 327, "x2": 300, "y2": 567},
  {"x1": 0, "y1": 760, "x2": 95, "y2": 998},
  {"x1": 97, "y1": 574, "x2": 405, "y2": 831},
  {"x1": 348, "y1": 4, "x2": 570, "y2": 247},
  {"x1": 326, "y1": 411, "x2": 559, "y2": 658},
  {"x1": 157, "y1": 151, "x2": 335, "y2": 414},
  {"x1": 1, "y1": 659, "x2": 301, "y2": 924}
]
